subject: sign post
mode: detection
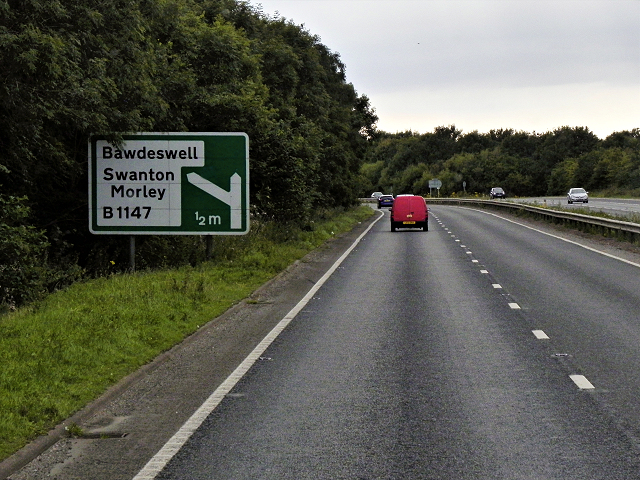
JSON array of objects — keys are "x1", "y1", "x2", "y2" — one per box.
[
  {"x1": 428, "y1": 178, "x2": 442, "y2": 197},
  {"x1": 89, "y1": 132, "x2": 249, "y2": 236}
]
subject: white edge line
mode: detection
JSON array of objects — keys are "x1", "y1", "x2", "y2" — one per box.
[
  {"x1": 462, "y1": 207, "x2": 640, "y2": 268},
  {"x1": 132, "y1": 211, "x2": 385, "y2": 479}
]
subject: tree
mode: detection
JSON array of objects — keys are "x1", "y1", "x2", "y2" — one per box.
[
  {"x1": 602, "y1": 129, "x2": 640, "y2": 150},
  {"x1": 533, "y1": 126, "x2": 600, "y2": 193},
  {"x1": 0, "y1": 194, "x2": 48, "y2": 308},
  {"x1": 548, "y1": 159, "x2": 579, "y2": 194},
  {"x1": 0, "y1": 0, "x2": 379, "y2": 294},
  {"x1": 458, "y1": 130, "x2": 496, "y2": 154}
]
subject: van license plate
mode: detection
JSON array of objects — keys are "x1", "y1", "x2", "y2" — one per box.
[{"x1": 403, "y1": 221, "x2": 416, "y2": 224}]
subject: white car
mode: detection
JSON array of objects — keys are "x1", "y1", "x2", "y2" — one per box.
[
  {"x1": 567, "y1": 188, "x2": 588, "y2": 204},
  {"x1": 371, "y1": 192, "x2": 383, "y2": 199}
]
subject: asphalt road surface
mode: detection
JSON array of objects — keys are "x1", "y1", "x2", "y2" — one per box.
[
  {"x1": 7, "y1": 206, "x2": 640, "y2": 479},
  {"x1": 156, "y1": 207, "x2": 640, "y2": 479},
  {"x1": 515, "y1": 196, "x2": 640, "y2": 219}
]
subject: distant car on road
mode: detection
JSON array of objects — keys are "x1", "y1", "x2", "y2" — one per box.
[
  {"x1": 490, "y1": 187, "x2": 506, "y2": 199},
  {"x1": 371, "y1": 192, "x2": 383, "y2": 199},
  {"x1": 378, "y1": 195, "x2": 394, "y2": 209},
  {"x1": 567, "y1": 188, "x2": 589, "y2": 204}
]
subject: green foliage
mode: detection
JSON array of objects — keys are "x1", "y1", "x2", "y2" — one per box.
[
  {"x1": 548, "y1": 158, "x2": 579, "y2": 194},
  {"x1": 0, "y1": 206, "x2": 373, "y2": 460},
  {"x1": 534, "y1": 126, "x2": 600, "y2": 167},
  {"x1": 0, "y1": 0, "x2": 378, "y2": 307},
  {"x1": 0, "y1": 194, "x2": 83, "y2": 310},
  {"x1": 602, "y1": 129, "x2": 640, "y2": 150},
  {"x1": 590, "y1": 147, "x2": 640, "y2": 191},
  {"x1": 361, "y1": 126, "x2": 640, "y2": 197},
  {"x1": 395, "y1": 163, "x2": 431, "y2": 195},
  {"x1": 359, "y1": 160, "x2": 385, "y2": 194},
  {"x1": 0, "y1": 195, "x2": 49, "y2": 309},
  {"x1": 2, "y1": 0, "x2": 635, "y2": 310}
]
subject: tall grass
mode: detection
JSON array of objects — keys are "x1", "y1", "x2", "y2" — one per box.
[{"x1": 0, "y1": 206, "x2": 374, "y2": 461}]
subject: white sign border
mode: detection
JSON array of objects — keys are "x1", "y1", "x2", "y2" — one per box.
[{"x1": 88, "y1": 132, "x2": 249, "y2": 235}]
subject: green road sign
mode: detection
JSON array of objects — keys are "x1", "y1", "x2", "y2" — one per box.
[{"x1": 89, "y1": 132, "x2": 249, "y2": 235}]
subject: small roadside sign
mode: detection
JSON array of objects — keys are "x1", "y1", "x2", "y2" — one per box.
[
  {"x1": 428, "y1": 178, "x2": 442, "y2": 198},
  {"x1": 89, "y1": 132, "x2": 249, "y2": 235},
  {"x1": 429, "y1": 179, "x2": 442, "y2": 189}
]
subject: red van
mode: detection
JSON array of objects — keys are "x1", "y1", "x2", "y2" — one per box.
[{"x1": 390, "y1": 195, "x2": 428, "y2": 231}]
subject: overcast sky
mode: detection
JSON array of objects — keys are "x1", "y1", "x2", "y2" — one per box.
[{"x1": 253, "y1": 0, "x2": 639, "y2": 139}]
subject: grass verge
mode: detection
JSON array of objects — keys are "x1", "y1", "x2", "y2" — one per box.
[{"x1": 0, "y1": 206, "x2": 374, "y2": 461}]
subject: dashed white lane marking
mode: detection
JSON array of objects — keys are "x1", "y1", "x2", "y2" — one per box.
[
  {"x1": 440, "y1": 218, "x2": 522, "y2": 312},
  {"x1": 570, "y1": 374, "x2": 595, "y2": 390},
  {"x1": 131, "y1": 211, "x2": 385, "y2": 480},
  {"x1": 472, "y1": 259, "x2": 479, "y2": 263},
  {"x1": 532, "y1": 330, "x2": 549, "y2": 339},
  {"x1": 436, "y1": 210, "x2": 603, "y2": 395}
]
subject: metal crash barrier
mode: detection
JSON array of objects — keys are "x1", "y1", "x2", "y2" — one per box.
[{"x1": 426, "y1": 198, "x2": 640, "y2": 243}]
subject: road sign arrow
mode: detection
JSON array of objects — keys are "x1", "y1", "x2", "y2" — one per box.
[{"x1": 187, "y1": 172, "x2": 243, "y2": 229}]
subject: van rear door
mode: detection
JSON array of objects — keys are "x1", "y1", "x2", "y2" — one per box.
[{"x1": 390, "y1": 195, "x2": 428, "y2": 231}]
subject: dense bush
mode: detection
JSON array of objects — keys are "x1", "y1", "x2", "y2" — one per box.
[
  {"x1": 0, "y1": 194, "x2": 49, "y2": 310},
  {"x1": 362, "y1": 127, "x2": 640, "y2": 197},
  {"x1": 0, "y1": 0, "x2": 378, "y2": 307}
]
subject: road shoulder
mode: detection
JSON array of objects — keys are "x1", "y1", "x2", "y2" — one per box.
[{"x1": 2, "y1": 212, "x2": 382, "y2": 480}]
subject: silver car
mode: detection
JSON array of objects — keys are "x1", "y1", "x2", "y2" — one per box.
[{"x1": 567, "y1": 187, "x2": 588, "y2": 204}]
